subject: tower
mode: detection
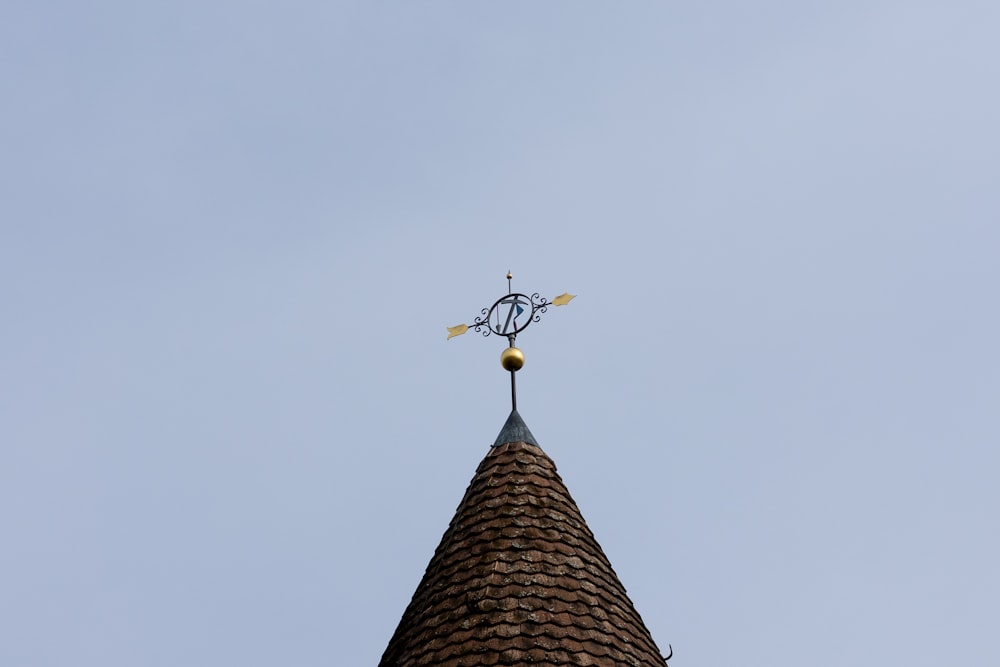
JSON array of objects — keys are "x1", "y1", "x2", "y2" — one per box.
[{"x1": 379, "y1": 277, "x2": 670, "y2": 666}]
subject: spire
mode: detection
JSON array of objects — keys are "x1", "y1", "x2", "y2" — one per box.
[
  {"x1": 378, "y1": 428, "x2": 670, "y2": 666},
  {"x1": 378, "y1": 275, "x2": 671, "y2": 665}
]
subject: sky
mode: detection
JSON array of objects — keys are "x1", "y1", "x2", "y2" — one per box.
[{"x1": 2, "y1": 2, "x2": 999, "y2": 665}]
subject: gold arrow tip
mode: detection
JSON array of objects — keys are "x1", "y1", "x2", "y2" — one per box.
[{"x1": 552, "y1": 293, "x2": 576, "y2": 306}]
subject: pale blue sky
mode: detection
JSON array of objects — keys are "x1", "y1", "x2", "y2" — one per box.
[{"x1": 2, "y1": 2, "x2": 998, "y2": 665}]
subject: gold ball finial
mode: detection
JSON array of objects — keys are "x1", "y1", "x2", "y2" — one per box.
[
  {"x1": 507, "y1": 271, "x2": 513, "y2": 280},
  {"x1": 500, "y1": 346, "x2": 524, "y2": 371}
]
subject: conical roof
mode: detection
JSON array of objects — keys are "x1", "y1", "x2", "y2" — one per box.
[{"x1": 379, "y1": 411, "x2": 669, "y2": 666}]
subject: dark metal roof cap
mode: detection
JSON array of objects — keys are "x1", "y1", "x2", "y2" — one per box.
[{"x1": 492, "y1": 409, "x2": 538, "y2": 447}]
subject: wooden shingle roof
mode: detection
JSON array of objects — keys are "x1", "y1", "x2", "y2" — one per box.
[{"x1": 379, "y1": 412, "x2": 669, "y2": 667}]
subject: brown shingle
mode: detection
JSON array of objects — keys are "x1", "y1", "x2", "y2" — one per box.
[{"x1": 379, "y1": 416, "x2": 669, "y2": 667}]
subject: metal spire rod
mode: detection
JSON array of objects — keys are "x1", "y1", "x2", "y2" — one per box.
[{"x1": 510, "y1": 369, "x2": 517, "y2": 411}]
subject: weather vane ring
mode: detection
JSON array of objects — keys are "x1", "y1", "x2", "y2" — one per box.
[{"x1": 470, "y1": 293, "x2": 551, "y2": 338}]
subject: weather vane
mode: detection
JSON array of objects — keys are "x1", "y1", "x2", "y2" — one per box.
[{"x1": 447, "y1": 272, "x2": 575, "y2": 410}]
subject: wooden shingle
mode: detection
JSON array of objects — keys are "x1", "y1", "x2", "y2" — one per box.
[{"x1": 379, "y1": 415, "x2": 669, "y2": 666}]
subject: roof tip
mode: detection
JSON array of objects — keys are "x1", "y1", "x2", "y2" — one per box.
[{"x1": 492, "y1": 409, "x2": 538, "y2": 448}]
